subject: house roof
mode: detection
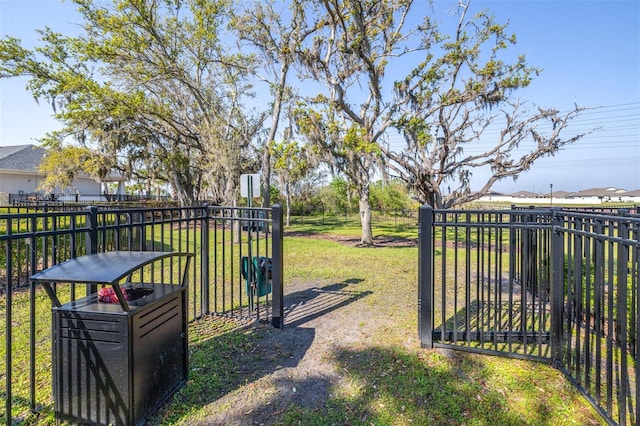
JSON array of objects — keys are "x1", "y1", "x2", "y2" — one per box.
[
  {"x1": 568, "y1": 187, "x2": 628, "y2": 197},
  {"x1": 0, "y1": 144, "x2": 125, "y2": 181},
  {"x1": 0, "y1": 145, "x2": 46, "y2": 172},
  {"x1": 510, "y1": 190, "x2": 540, "y2": 198}
]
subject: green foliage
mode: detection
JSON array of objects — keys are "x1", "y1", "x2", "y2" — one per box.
[
  {"x1": 38, "y1": 145, "x2": 112, "y2": 193},
  {"x1": 268, "y1": 184, "x2": 281, "y2": 205},
  {"x1": 369, "y1": 179, "x2": 416, "y2": 211},
  {"x1": 0, "y1": 0, "x2": 259, "y2": 206},
  {"x1": 270, "y1": 139, "x2": 311, "y2": 195},
  {"x1": 319, "y1": 177, "x2": 353, "y2": 215}
]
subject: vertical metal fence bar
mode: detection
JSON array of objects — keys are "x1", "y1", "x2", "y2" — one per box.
[
  {"x1": 478, "y1": 213, "x2": 486, "y2": 346},
  {"x1": 551, "y1": 210, "x2": 564, "y2": 367},
  {"x1": 584, "y1": 218, "x2": 593, "y2": 392},
  {"x1": 476, "y1": 215, "x2": 485, "y2": 348},
  {"x1": 636, "y1": 234, "x2": 640, "y2": 426},
  {"x1": 606, "y1": 223, "x2": 615, "y2": 415},
  {"x1": 522, "y1": 212, "x2": 530, "y2": 356},
  {"x1": 633, "y1": 222, "x2": 640, "y2": 425},
  {"x1": 4, "y1": 218, "x2": 13, "y2": 426},
  {"x1": 264, "y1": 211, "x2": 272, "y2": 321},
  {"x1": 594, "y1": 218, "x2": 604, "y2": 405},
  {"x1": 271, "y1": 204, "x2": 284, "y2": 329},
  {"x1": 222, "y1": 211, "x2": 227, "y2": 316},
  {"x1": 566, "y1": 218, "x2": 575, "y2": 371},
  {"x1": 213, "y1": 212, "x2": 219, "y2": 315},
  {"x1": 440, "y1": 211, "x2": 447, "y2": 344},
  {"x1": 201, "y1": 204, "x2": 210, "y2": 315},
  {"x1": 85, "y1": 206, "x2": 98, "y2": 298},
  {"x1": 537, "y1": 215, "x2": 547, "y2": 357},
  {"x1": 617, "y1": 220, "x2": 629, "y2": 424},
  {"x1": 495, "y1": 214, "x2": 503, "y2": 349},
  {"x1": 29, "y1": 215, "x2": 37, "y2": 412},
  {"x1": 418, "y1": 205, "x2": 433, "y2": 348},
  {"x1": 573, "y1": 219, "x2": 583, "y2": 384},
  {"x1": 452, "y1": 212, "x2": 458, "y2": 344},
  {"x1": 463, "y1": 213, "x2": 471, "y2": 347},
  {"x1": 508, "y1": 211, "x2": 516, "y2": 353},
  {"x1": 85, "y1": 206, "x2": 98, "y2": 255}
]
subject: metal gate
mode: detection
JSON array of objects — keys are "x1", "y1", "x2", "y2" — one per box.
[{"x1": 418, "y1": 206, "x2": 640, "y2": 425}]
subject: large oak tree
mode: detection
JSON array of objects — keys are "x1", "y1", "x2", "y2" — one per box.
[
  {"x1": 0, "y1": 0, "x2": 260, "y2": 206},
  {"x1": 294, "y1": 0, "x2": 418, "y2": 246},
  {"x1": 386, "y1": 1, "x2": 587, "y2": 208}
]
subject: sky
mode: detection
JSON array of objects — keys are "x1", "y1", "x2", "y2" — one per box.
[{"x1": 0, "y1": 0, "x2": 639, "y2": 194}]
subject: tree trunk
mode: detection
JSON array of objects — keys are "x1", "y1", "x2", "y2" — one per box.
[
  {"x1": 261, "y1": 62, "x2": 289, "y2": 208},
  {"x1": 171, "y1": 170, "x2": 194, "y2": 207},
  {"x1": 285, "y1": 181, "x2": 291, "y2": 227},
  {"x1": 261, "y1": 149, "x2": 271, "y2": 207},
  {"x1": 359, "y1": 187, "x2": 373, "y2": 246}
]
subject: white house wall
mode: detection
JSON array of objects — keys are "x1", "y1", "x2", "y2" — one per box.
[
  {"x1": 0, "y1": 169, "x2": 101, "y2": 196},
  {"x1": 0, "y1": 170, "x2": 42, "y2": 194},
  {"x1": 65, "y1": 178, "x2": 102, "y2": 195}
]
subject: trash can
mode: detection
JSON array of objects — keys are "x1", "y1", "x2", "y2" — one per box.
[{"x1": 30, "y1": 251, "x2": 193, "y2": 426}]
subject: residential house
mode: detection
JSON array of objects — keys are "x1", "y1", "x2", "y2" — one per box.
[
  {"x1": 565, "y1": 187, "x2": 629, "y2": 204},
  {"x1": 0, "y1": 144, "x2": 125, "y2": 203},
  {"x1": 479, "y1": 187, "x2": 640, "y2": 205}
]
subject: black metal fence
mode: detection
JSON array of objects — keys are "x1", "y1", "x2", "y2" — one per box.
[
  {"x1": 6, "y1": 192, "x2": 157, "y2": 205},
  {"x1": 1, "y1": 204, "x2": 284, "y2": 425},
  {"x1": 419, "y1": 206, "x2": 640, "y2": 425}
]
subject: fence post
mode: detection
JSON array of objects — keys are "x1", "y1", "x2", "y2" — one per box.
[
  {"x1": 85, "y1": 206, "x2": 99, "y2": 296},
  {"x1": 85, "y1": 205, "x2": 99, "y2": 255},
  {"x1": 129, "y1": 210, "x2": 144, "y2": 250},
  {"x1": 271, "y1": 204, "x2": 284, "y2": 329},
  {"x1": 418, "y1": 205, "x2": 434, "y2": 348},
  {"x1": 550, "y1": 209, "x2": 564, "y2": 367},
  {"x1": 201, "y1": 203, "x2": 210, "y2": 315}
]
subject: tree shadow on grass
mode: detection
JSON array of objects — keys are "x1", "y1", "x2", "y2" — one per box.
[
  {"x1": 148, "y1": 279, "x2": 372, "y2": 425},
  {"x1": 280, "y1": 345, "x2": 603, "y2": 426},
  {"x1": 283, "y1": 278, "x2": 371, "y2": 327}
]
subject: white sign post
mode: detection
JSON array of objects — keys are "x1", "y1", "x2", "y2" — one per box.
[{"x1": 240, "y1": 174, "x2": 261, "y2": 205}]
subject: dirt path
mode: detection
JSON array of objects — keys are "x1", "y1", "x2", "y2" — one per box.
[{"x1": 181, "y1": 274, "x2": 405, "y2": 425}]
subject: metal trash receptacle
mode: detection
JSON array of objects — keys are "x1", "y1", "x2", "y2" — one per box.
[{"x1": 30, "y1": 251, "x2": 193, "y2": 426}]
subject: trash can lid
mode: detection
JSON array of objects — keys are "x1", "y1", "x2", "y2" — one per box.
[{"x1": 30, "y1": 251, "x2": 190, "y2": 285}]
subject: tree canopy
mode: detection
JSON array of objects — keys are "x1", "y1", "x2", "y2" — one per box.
[
  {"x1": 1, "y1": 0, "x2": 588, "y2": 236},
  {"x1": 1, "y1": 0, "x2": 261, "y2": 206}
]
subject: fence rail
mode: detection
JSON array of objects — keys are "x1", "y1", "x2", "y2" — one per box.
[
  {"x1": 1, "y1": 204, "x2": 283, "y2": 425},
  {"x1": 419, "y1": 206, "x2": 640, "y2": 425}
]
